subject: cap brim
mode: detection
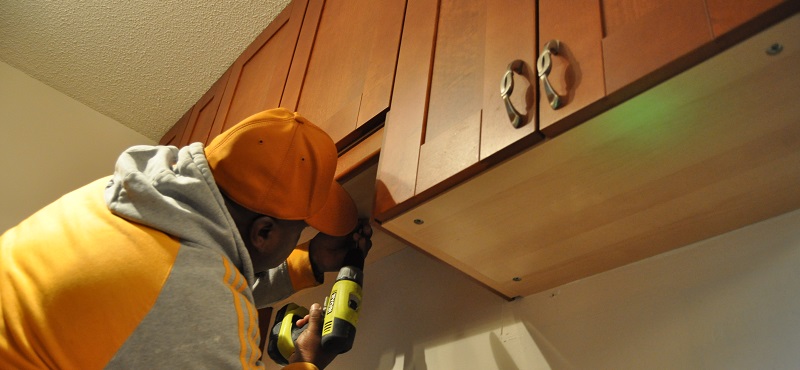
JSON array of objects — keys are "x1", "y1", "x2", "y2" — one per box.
[{"x1": 305, "y1": 181, "x2": 358, "y2": 236}]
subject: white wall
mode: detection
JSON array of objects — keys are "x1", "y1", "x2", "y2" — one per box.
[
  {"x1": 272, "y1": 207, "x2": 800, "y2": 370},
  {"x1": 0, "y1": 61, "x2": 154, "y2": 232}
]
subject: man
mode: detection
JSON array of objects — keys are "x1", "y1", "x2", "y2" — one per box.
[{"x1": 0, "y1": 108, "x2": 371, "y2": 369}]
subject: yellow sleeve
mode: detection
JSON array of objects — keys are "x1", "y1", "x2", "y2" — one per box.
[
  {"x1": 286, "y1": 241, "x2": 322, "y2": 291},
  {"x1": 0, "y1": 177, "x2": 180, "y2": 369},
  {"x1": 283, "y1": 363, "x2": 319, "y2": 370}
]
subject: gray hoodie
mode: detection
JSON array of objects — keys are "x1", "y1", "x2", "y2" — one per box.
[
  {"x1": 2, "y1": 142, "x2": 311, "y2": 369},
  {"x1": 104, "y1": 143, "x2": 298, "y2": 368}
]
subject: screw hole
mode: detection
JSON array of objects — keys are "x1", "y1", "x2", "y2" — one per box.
[
  {"x1": 766, "y1": 43, "x2": 783, "y2": 56},
  {"x1": 413, "y1": 219, "x2": 424, "y2": 225},
  {"x1": 512, "y1": 277, "x2": 522, "y2": 282}
]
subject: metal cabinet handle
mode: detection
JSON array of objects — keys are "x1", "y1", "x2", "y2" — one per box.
[
  {"x1": 500, "y1": 59, "x2": 527, "y2": 128},
  {"x1": 537, "y1": 40, "x2": 564, "y2": 110}
]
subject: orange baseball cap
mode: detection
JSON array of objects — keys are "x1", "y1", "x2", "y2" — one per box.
[{"x1": 204, "y1": 108, "x2": 357, "y2": 236}]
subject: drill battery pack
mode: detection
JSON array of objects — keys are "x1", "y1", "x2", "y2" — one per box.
[{"x1": 266, "y1": 303, "x2": 309, "y2": 365}]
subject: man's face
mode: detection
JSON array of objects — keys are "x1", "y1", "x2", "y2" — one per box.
[{"x1": 250, "y1": 218, "x2": 307, "y2": 273}]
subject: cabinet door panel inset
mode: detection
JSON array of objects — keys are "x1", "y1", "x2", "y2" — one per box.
[{"x1": 211, "y1": 1, "x2": 308, "y2": 138}]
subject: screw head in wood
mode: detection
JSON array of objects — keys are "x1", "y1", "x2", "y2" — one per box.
[{"x1": 766, "y1": 43, "x2": 783, "y2": 56}]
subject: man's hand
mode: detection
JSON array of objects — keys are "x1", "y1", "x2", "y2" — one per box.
[
  {"x1": 288, "y1": 303, "x2": 336, "y2": 369},
  {"x1": 309, "y1": 221, "x2": 373, "y2": 273}
]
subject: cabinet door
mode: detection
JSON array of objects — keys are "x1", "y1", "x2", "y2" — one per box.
[
  {"x1": 181, "y1": 70, "x2": 231, "y2": 145},
  {"x1": 209, "y1": 0, "x2": 309, "y2": 138},
  {"x1": 375, "y1": 0, "x2": 539, "y2": 219},
  {"x1": 538, "y1": 0, "x2": 605, "y2": 136},
  {"x1": 281, "y1": 0, "x2": 406, "y2": 147}
]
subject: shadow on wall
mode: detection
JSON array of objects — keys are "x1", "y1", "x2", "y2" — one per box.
[
  {"x1": 265, "y1": 208, "x2": 800, "y2": 369},
  {"x1": 342, "y1": 247, "x2": 517, "y2": 369},
  {"x1": 489, "y1": 332, "x2": 520, "y2": 370},
  {"x1": 508, "y1": 209, "x2": 800, "y2": 369},
  {"x1": 265, "y1": 245, "x2": 551, "y2": 370}
]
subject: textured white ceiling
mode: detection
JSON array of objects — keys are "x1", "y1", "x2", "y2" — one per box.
[{"x1": 0, "y1": 0, "x2": 291, "y2": 141}]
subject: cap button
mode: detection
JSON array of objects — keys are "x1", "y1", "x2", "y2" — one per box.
[{"x1": 294, "y1": 112, "x2": 309, "y2": 124}]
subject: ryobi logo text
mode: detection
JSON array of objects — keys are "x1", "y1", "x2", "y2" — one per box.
[{"x1": 327, "y1": 292, "x2": 336, "y2": 315}]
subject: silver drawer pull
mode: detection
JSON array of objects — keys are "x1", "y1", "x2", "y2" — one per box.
[
  {"x1": 500, "y1": 59, "x2": 527, "y2": 128},
  {"x1": 537, "y1": 40, "x2": 564, "y2": 110}
]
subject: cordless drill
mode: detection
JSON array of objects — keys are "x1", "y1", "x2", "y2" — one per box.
[{"x1": 266, "y1": 248, "x2": 364, "y2": 365}]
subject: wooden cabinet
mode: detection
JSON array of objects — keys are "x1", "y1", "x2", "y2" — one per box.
[
  {"x1": 280, "y1": 0, "x2": 406, "y2": 149},
  {"x1": 161, "y1": 0, "x2": 405, "y2": 153},
  {"x1": 375, "y1": 0, "x2": 543, "y2": 219},
  {"x1": 155, "y1": 0, "x2": 799, "y2": 301},
  {"x1": 375, "y1": 3, "x2": 799, "y2": 299},
  {"x1": 379, "y1": 13, "x2": 800, "y2": 299}
]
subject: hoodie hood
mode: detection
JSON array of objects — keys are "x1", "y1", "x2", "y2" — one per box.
[{"x1": 104, "y1": 143, "x2": 255, "y2": 284}]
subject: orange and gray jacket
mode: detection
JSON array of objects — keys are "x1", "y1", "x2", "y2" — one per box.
[{"x1": 1, "y1": 143, "x2": 320, "y2": 369}]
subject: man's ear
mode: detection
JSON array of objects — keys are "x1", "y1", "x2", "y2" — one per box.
[{"x1": 249, "y1": 215, "x2": 278, "y2": 252}]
